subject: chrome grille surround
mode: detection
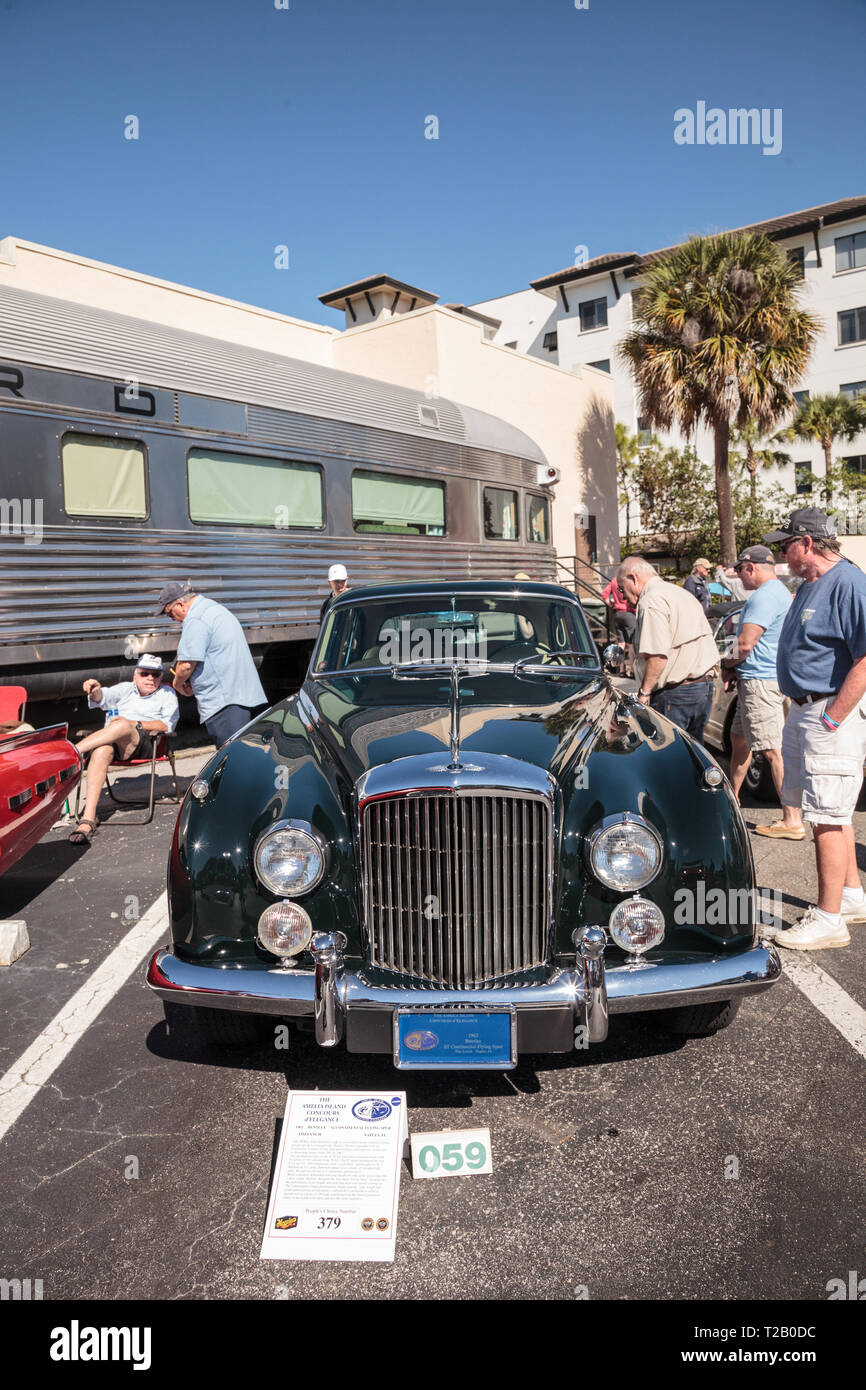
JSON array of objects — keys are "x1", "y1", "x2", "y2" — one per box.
[{"x1": 357, "y1": 754, "x2": 555, "y2": 989}]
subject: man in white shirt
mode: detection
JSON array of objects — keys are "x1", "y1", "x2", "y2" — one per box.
[{"x1": 69, "y1": 654, "x2": 179, "y2": 844}]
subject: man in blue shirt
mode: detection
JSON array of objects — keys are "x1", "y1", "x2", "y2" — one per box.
[
  {"x1": 759, "y1": 509, "x2": 866, "y2": 952},
  {"x1": 157, "y1": 583, "x2": 267, "y2": 747},
  {"x1": 720, "y1": 545, "x2": 799, "y2": 828}
]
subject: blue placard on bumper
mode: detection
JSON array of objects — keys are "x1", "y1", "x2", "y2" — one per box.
[{"x1": 395, "y1": 1009, "x2": 516, "y2": 1069}]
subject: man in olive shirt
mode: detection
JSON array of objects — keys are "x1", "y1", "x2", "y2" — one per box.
[{"x1": 618, "y1": 556, "x2": 719, "y2": 741}]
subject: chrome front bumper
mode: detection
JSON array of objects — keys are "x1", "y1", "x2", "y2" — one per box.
[{"x1": 147, "y1": 931, "x2": 782, "y2": 1054}]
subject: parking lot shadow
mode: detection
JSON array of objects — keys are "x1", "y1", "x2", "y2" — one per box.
[{"x1": 146, "y1": 1007, "x2": 687, "y2": 1094}]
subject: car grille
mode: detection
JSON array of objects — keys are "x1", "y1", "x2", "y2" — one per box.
[{"x1": 361, "y1": 792, "x2": 552, "y2": 988}]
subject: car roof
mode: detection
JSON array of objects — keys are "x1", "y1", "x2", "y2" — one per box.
[{"x1": 327, "y1": 580, "x2": 580, "y2": 606}]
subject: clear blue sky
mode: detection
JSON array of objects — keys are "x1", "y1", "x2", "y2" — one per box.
[{"x1": 1, "y1": 0, "x2": 863, "y2": 326}]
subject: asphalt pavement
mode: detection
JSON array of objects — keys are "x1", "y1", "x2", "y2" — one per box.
[{"x1": 0, "y1": 755, "x2": 864, "y2": 1303}]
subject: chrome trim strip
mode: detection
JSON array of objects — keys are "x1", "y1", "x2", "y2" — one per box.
[{"x1": 312, "y1": 931, "x2": 346, "y2": 1047}]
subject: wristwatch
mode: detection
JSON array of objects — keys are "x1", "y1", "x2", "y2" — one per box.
[{"x1": 135, "y1": 721, "x2": 144, "y2": 734}]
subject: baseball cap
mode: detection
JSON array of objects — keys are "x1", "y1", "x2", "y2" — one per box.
[
  {"x1": 328, "y1": 564, "x2": 348, "y2": 582},
  {"x1": 136, "y1": 654, "x2": 163, "y2": 674},
  {"x1": 693, "y1": 557, "x2": 711, "y2": 569},
  {"x1": 763, "y1": 508, "x2": 836, "y2": 545},
  {"x1": 735, "y1": 544, "x2": 775, "y2": 568},
  {"x1": 155, "y1": 581, "x2": 192, "y2": 616}
]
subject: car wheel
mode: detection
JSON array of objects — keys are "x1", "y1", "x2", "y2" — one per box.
[
  {"x1": 651, "y1": 998, "x2": 742, "y2": 1037},
  {"x1": 193, "y1": 1007, "x2": 270, "y2": 1046},
  {"x1": 744, "y1": 752, "x2": 777, "y2": 802}
]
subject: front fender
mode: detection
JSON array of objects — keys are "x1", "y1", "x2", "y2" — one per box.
[{"x1": 168, "y1": 703, "x2": 361, "y2": 964}]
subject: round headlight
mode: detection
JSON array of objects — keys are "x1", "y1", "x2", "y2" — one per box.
[
  {"x1": 258, "y1": 902, "x2": 313, "y2": 958},
  {"x1": 608, "y1": 896, "x2": 665, "y2": 955},
  {"x1": 588, "y1": 814, "x2": 662, "y2": 891},
  {"x1": 254, "y1": 822, "x2": 326, "y2": 897}
]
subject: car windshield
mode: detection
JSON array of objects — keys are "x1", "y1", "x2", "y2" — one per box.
[{"x1": 313, "y1": 594, "x2": 597, "y2": 674}]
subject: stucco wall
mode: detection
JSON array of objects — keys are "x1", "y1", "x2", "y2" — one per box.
[
  {"x1": 0, "y1": 238, "x2": 335, "y2": 365},
  {"x1": 331, "y1": 306, "x2": 619, "y2": 568}
]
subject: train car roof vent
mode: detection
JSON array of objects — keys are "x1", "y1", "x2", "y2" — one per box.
[{"x1": 417, "y1": 404, "x2": 440, "y2": 429}]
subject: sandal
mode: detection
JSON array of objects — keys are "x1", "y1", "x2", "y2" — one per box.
[{"x1": 68, "y1": 817, "x2": 97, "y2": 845}]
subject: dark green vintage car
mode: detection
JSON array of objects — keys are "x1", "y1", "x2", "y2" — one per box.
[{"x1": 147, "y1": 581, "x2": 780, "y2": 1068}]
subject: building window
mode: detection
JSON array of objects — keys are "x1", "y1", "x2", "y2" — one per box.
[
  {"x1": 637, "y1": 416, "x2": 652, "y2": 446},
  {"x1": 588, "y1": 359, "x2": 611, "y2": 373},
  {"x1": 843, "y1": 455, "x2": 866, "y2": 477},
  {"x1": 505, "y1": 340, "x2": 518, "y2": 350},
  {"x1": 835, "y1": 232, "x2": 866, "y2": 274},
  {"x1": 579, "y1": 297, "x2": 608, "y2": 332},
  {"x1": 793, "y1": 390, "x2": 810, "y2": 408},
  {"x1": 786, "y1": 246, "x2": 805, "y2": 279},
  {"x1": 543, "y1": 331, "x2": 558, "y2": 352},
  {"x1": 352, "y1": 471, "x2": 445, "y2": 535},
  {"x1": 484, "y1": 487, "x2": 519, "y2": 540},
  {"x1": 62, "y1": 433, "x2": 148, "y2": 518},
  {"x1": 839, "y1": 307, "x2": 866, "y2": 345},
  {"x1": 841, "y1": 381, "x2": 866, "y2": 402},
  {"x1": 188, "y1": 449, "x2": 323, "y2": 527},
  {"x1": 527, "y1": 495, "x2": 550, "y2": 543},
  {"x1": 794, "y1": 461, "x2": 813, "y2": 495}
]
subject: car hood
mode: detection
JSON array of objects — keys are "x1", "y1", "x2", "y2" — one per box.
[{"x1": 293, "y1": 670, "x2": 650, "y2": 793}]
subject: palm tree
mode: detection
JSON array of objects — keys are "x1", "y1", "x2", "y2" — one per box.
[
  {"x1": 729, "y1": 420, "x2": 790, "y2": 515},
  {"x1": 775, "y1": 391, "x2": 866, "y2": 477},
  {"x1": 618, "y1": 232, "x2": 821, "y2": 563}
]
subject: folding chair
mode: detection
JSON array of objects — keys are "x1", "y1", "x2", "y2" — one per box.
[
  {"x1": 0, "y1": 685, "x2": 28, "y2": 725},
  {"x1": 75, "y1": 733, "x2": 182, "y2": 826}
]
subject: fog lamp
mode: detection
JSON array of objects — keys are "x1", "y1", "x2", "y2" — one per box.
[
  {"x1": 257, "y1": 902, "x2": 313, "y2": 959},
  {"x1": 608, "y1": 896, "x2": 665, "y2": 958},
  {"x1": 190, "y1": 778, "x2": 209, "y2": 801}
]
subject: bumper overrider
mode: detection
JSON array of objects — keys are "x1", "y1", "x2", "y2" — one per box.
[{"x1": 146, "y1": 928, "x2": 782, "y2": 1057}]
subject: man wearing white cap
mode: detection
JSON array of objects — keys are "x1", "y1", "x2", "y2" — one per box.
[
  {"x1": 69, "y1": 655, "x2": 179, "y2": 843},
  {"x1": 320, "y1": 564, "x2": 350, "y2": 623}
]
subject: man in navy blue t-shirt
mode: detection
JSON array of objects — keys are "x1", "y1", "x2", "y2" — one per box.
[{"x1": 760, "y1": 509, "x2": 866, "y2": 952}]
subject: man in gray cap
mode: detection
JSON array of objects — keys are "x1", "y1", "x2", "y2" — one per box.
[
  {"x1": 156, "y1": 582, "x2": 266, "y2": 747},
  {"x1": 721, "y1": 545, "x2": 800, "y2": 827},
  {"x1": 758, "y1": 509, "x2": 866, "y2": 951}
]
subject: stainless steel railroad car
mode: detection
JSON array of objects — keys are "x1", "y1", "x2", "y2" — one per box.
[{"x1": 0, "y1": 284, "x2": 557, "y2": 701}]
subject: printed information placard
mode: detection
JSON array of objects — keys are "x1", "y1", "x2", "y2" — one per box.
[{"x1": 260, "y1": 1090, "x2": 408, "y2": 1262}]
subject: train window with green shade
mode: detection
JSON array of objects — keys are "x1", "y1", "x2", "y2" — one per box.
[
  {"x1": 527, "y1": 495, "x2": 549, "y2": 543},
  {"x1": 484, "y1": 487, "x2": 519, "y2": 540},
  {"x1": 61, "y1": 434, "x2": 148, "y2": 518},
  {"x1": 187, "y1": 449, "x2": 323, "y2": 528},
  {"x1": 352, "y1": 470, "x2": 445, "y2": 535}
]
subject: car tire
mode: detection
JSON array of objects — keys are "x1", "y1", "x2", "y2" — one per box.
[
  {"x1": 744, "y1": 752, "x2": 777, "y2": 802},
  {"x1": 193, "y1": 1007, "x2": 270, "y2": 1047},
  {"x1": 651, "y1": 998, "x2": 742, "y2": 1037}
]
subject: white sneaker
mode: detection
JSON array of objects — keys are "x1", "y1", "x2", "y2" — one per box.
[
  {"x1": 841, "y1": 890, "x2": 866, "y2": 925},
  {"x1": 774, "y1": 907, "x2": 850, "y2": 951}
]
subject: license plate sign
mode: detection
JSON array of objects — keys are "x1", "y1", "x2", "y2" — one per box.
[{"x1": 394, "y1": 1009, "x2": 516, "y2": 1069}]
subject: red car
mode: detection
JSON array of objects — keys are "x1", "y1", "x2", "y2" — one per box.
[{"x1": 0, "y1": 724, "x2": 81, "y2": 877}]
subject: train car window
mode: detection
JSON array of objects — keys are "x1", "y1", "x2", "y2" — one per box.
[
  {"x1": 352, "y1": 470, "x2": 445, "y2": 536},
  {"x1": 527, "y1": 495, "x2": 550, "y2": 543},
  {"x1": 484, "y1": 487, "x2": 519, "y2": 540},
  {"x1": 187, "y1": 448, "x2": 323, "y2": 528},
  {"x1": 61, "y1": 434, "x2": 148, "y2": 518}
]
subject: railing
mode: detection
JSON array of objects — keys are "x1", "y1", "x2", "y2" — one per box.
[{"x1": 553, "y1": 555, "x2": 617, "y2": 645}]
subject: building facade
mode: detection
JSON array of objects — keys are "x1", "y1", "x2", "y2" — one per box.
[{"x1": 471, "y1": 197, "x2": 866, "y2": 526}]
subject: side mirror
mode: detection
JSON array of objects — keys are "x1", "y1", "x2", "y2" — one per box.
[{"x1": 602, "y1": 642, "x2": 626, "y2": 674}]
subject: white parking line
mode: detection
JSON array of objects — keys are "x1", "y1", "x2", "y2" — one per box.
[
  {"x1": 782, "y1": 954, "x2": 866, "y2": 1061},
  {"x1": 0, "y1": 892, "x2": 168, "y2": 1144}
]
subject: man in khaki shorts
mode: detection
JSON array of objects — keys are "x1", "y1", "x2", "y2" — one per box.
[
  {"x1": 720, "y1": 545, "x2": 802, "y2": 834},
  {"x1": 759, "y1": 509, "x2": 866, "y2": 951}
]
